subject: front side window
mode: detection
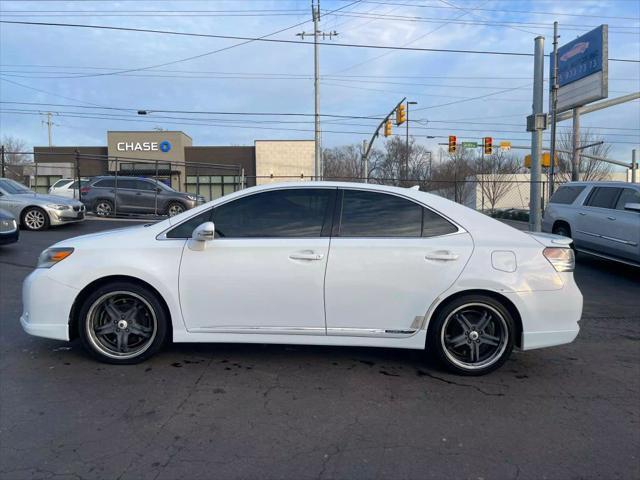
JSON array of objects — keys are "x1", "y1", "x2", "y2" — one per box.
[
  {"x1": 213, "y1": 188, "x2": 332, "y2": 238},
  {"x1": 135, "y1": 180, "x2": 157, "y2": 191},
  {"x1": 116, "y1": 179, "x2": 137, "y2": 190},
  {"x1": 166, "y1": 209, "x2": 212, "y2": 238},
  {"x1": 0, "y1": 178, "x2": 32, "y2": 194},
  {"x1": 339, "y1": 190, "x2": 423, "y2": 237},
  {"x1": 585, "y1": 187, "x2": 622, "y2": 209},
  {"x1": 549, "y1": 185, "x2": 585, "y2": 205},
  {"x1": 615, "y1": 188, "x2": 640, "y2": 210}
]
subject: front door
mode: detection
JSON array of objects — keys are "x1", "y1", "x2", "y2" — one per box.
[
  {"x1": 178, "y1": 187, "x2": 336, "y2": 333},
  {"x1": 325, "y1": 189, "x2": 474, "y2": 335}
]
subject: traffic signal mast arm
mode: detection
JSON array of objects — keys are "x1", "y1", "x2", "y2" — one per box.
[{"x1": 362, "y1": 97, "x2": 407, "y2": 163}]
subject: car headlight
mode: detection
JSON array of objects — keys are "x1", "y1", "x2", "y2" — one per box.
[
  {"x1": 37, "y1": 247, "x2": 74, "y2": 268},
  {"x1": 543, "y1": 247, "x2": 575, "y2": 272},
  {"x1": 47, "y1": 204, "x2": 70, "y2": 211},
  {"x1": 186, "y1": 195, "x2": 197, "y2": 201},
  {"x1": 0, "y1": 218, "x2": 17, "y2": 232}
]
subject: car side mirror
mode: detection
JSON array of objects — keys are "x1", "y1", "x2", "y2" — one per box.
[
  {"x1": 189, "y1": 222, "x2": 215, "y2": 251},
  {"x1": 624, "y1": 202, "x2": 640, "y2": 212}
]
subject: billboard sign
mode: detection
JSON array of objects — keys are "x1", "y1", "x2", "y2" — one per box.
[{"x1": 552, "y1": 25, "x2": 608, "y2": 112}]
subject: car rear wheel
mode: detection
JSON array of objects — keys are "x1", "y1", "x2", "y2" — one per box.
[
  {"x1": 77, "y1": 282, "x2": 169, "y2": 364},
  {"x1": 166, "y1": 202, "x2": 185, "y2": 217},
  {"x1": 429, "y1": 295, "x2": 515, "y2": 376},
  {"x1": 21, "y1": 207, "x2": 50, "y2": 231},
  {"x1": 95, "y1": 200, "x2": 114, "y2": 217}
]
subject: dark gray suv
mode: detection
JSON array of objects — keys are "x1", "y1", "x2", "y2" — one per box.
[{"x1": 81, "y1": 176, "x2": 205, "y2": 217}]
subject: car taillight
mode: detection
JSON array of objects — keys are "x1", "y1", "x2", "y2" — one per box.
[
  {"x1": 543, "y1": 247, "x2": 575, "y2": 272},
  {"x1": 80, "y1": 187, "x2": 90, "y2": 194}
]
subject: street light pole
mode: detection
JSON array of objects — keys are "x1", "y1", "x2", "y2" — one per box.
[{"x1": 406, "y1": 101, "x2": 417, "y2": 183}]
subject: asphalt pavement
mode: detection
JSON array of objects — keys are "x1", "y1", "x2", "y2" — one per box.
[{"x1": 0, "y1": 220, "x2": 638, "y2": 480}]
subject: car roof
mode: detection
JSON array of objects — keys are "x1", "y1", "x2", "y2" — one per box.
[{"x1": 561, "y1": 181, "x2": 638, "y2": 188}]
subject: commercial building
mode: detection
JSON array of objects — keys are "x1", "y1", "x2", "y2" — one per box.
[{"x1": 32, "y1": 131, "x2": 315, "y2": 200}]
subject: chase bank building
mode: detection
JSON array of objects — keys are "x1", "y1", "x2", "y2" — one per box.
[{"x1": 33, "y1": 131, "x2": 315, "y2": 200}]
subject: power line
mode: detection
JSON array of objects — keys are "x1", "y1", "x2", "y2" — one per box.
[{"x1": 1, "y1": 20, "x2": 638, "y2": 63}]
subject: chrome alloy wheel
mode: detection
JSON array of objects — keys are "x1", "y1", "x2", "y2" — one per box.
[
  {"x1": 440, "y1": 303, "x2": 509, "y2": 371},
  {"x1": 95, "y1": 201, "x2": 113, "y2": 217},
  {"x1": 167, "y1": 203, "x2": 185, "y2": 217},
  {"x1": 86, "y1": 291, "x2": 157, "y2": 360},
  {"x1": 24, "y1": 209, "x2": 47, "y2": 230}
]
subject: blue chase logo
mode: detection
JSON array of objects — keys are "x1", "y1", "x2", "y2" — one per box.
[{"x1": 159, "y1": 141, "x2": 172, "y2": 153}]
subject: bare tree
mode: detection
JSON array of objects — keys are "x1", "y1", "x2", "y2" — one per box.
[
  {"x1": 369, "y1": 136, "x2": 432, "y2": 187},
  {"x1": 1, "y1": 135, "x2": 30, "y2": 180},
  {"x1": 323, "y1": 144, "x2": 365, "y2": 181},
  {"x1": 555, "y1": 130, "x2": 612, "y2": 182},
  {"x1": 475, "y1": 151, "x2": 520, "y2": 213},
  {"x1": 426, "y1": 147, "x2": 476, "y2": 205}
]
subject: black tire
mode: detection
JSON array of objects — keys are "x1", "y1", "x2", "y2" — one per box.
[
  {"x1": 94, "y1": 199, "x2": 114, "y2": 217},
  {"x1": 166, "y1": 201, "x2": 186, "y2": 217},
  {"x1": 21, "y1": 206, "x2": 50, "y2": 231},
  {"x1": 428, "y1": 295, "x2": 515, "y2": 376},
  {"x1": 552, "y1": 223, "x2": 571, "y2": 238},
  {"x1": 77, "y1": 281, "x2": 169, "y2": 364}
]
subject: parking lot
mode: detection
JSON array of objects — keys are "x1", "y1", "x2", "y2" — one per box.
[{"x1": 0, "y1": 219, "x2": 638, "y2": 480}]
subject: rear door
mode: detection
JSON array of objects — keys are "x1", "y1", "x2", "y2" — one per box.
[
  {"x1": 115, "y1": 178, "x2": 144, "y2": 213},
  {"x1": 575, "y1": 186, "x2": 623, "y2": 255},
  {"x1": 324, "y1": 189, "x2": 474, "y2": 336},
  {"x1": 610, "y1": 188, "x2": 640, "y2": 262}
]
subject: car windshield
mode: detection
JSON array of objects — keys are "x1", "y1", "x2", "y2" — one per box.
[
  {"x1": 156, "y1": 181, "x2": 176, "y2": 192},
  {"x1": 0, "y1": 178, "x2": 33, "y2": 194}
]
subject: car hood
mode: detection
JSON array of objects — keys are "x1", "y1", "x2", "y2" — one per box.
[
  {"x1": 52, "y1": 221, "x2": 168, "y2": 249},
  {"x1": 13, "y1": 193, "x2": 83, "y2": 206}
]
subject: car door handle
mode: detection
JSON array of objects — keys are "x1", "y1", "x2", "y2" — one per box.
[
  {"x1": 578, "y1": 212, "x2": 587, "y2": 216},
  {"x1": 425, "y1": 252, "x2": 459, "y2": 261},
  {"x1": 289, "y1": 252, "x2": 324, "y2": 261},
  {"x1": 607, "y1": 216, "x2": 616, "y2": 221},
  {"x1": 135, "y1": 192, "x2": 142, "y2": 196}
]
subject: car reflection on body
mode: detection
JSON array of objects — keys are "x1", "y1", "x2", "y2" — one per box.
[{"x1": 0, "y1": 208, "x2": 19, "y2": 245}]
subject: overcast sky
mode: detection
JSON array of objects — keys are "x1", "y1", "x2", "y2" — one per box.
[{"x1": 0, "y1": 0, "x2": 638, "y2": 161}]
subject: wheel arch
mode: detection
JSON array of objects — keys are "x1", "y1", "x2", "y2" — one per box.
[
  {"x1": 69, "y1": 274, "x2": 173, "y2": 341},
  {"x1": 20, "y1": 205, "x2": 51, "y2": 225},
  {"x1": 426, "y1": 289, "x2": 523, "y2": 349}
]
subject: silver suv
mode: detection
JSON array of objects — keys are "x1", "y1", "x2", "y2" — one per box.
[
  {"x1": 81, "y1": 176, "x2": 205, "y2": 217},
  {"x1": 542, "y1": 181, "x2": 640, "y2": 266}
]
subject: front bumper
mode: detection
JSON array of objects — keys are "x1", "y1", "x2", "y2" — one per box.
[
  {"x1": 0, "y1": 228, "x2": 19, "y2": 245},
  {"x1": 20, "y1": 269, "x2": 79, "y2": 341},
  {"x1": 48, "y1": 205, "x2": 86, "y2": 226}
]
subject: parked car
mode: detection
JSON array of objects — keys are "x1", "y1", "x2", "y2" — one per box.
[
  {"x1": 543, "y1": 181, "x2": 640, "y2": 267},
  {"x1": 0, "y1": 178, "x2": 86, "y2": 231},
  {"x1": 0, "y1": 208, "x2": 19, "y2": 245},
  {"x1": 80, "y1": 176, "x2": 205, "y2": 217},
  {"x1": 21, "y1": 182, "x2": 582, "y2": 375},
  {"x1": 49, "y1": 178, "x2": 90, "y2": 199}
]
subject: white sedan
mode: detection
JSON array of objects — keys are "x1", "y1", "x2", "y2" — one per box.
[{"x1": 21, "y1": 182, "x2": 582, "y2": 375}]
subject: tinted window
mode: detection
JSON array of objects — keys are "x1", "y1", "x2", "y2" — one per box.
[
  {"x1": 68, "y1": 180, "x2": 89, "y2": 189},
  {"x1": 213, "y1": 189, "x2": 332, "y2": 238},
  {"x1": 422, "y1": 209, "x2": 458, "y2": 237},
  {"x1": 615, "y1": 188, "x2": 640, "y2": 210},
  {"x1": 339, "y1": 190, "x2": 422, "y2": 237},
  {"x1": 549, "y1": 185, "x2": 585, "y2": 205},
  {"x1": 136, "y1": 180, "x2": 157, "y2": 191},
  {"x1": 94, "y1": 179, "x2": 115, "y2": 188},
  {"x1": 51, "y1": 179, "x2": 72, "y2": 189},
  {"x1": 116, "y1": 179, "x2": 137, "y2": 190},
  {"x1": 585, "y1": 187, "x2": 622, "y2": 209},
  {"x1": 0, "y1": 179, "x2": 31, "y2": 194},
  {"x1": 166, "y1": 209, "x2": 212, "y2": 239}
]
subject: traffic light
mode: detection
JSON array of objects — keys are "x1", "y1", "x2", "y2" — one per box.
[
  {"x1": 448, "y1": 135, "x2": 457, "y2": 153},
  {"x1": 483, "y1": 136, "x2": 493, "y2": 155},
  {"x1": 396, "y1": 104, "x2": 406, "y2": 125},
  {"x1": 384, "y1": 120, "x2": 392, "y2": 137}
]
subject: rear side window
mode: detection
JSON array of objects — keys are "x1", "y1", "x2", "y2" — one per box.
[
  {"x1": 117, "y1": 179, "x2": 137, "y2": 190},
  {"x1": 585, "y1": 187, "x2": 622, "y2": 209},
  {"x1": 339, "y1": 190, "x2": 423, "y2": 237},
  {"x1": 166, "y1": 209, "x2": 212, "y2": 239},
  {"x1": 51, "y1": 179, "x2": 72, "y2": 189},
  {"x1": 549, "y1": 185, "x2": 585, "y2": 205},
  {"x1": 94, "y1": 179, "x2": 115, "y2": 188},
  {"x1": 615, "y1": 188, "x2": 640, "y2": 210},
  {"x1": 422, "y1": 209, "x2": 458, "y2": 237},
  {"x1": 213, "y1": 188, "x2": 332, "y2": 238}
]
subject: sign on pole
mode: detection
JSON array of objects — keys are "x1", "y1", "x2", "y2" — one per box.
[
  {"x1": 461, "y1": 141, "x2": 478, "y2": 148},
  {"x1": 552, "y1": 25, "x2": 608, "y2": 112},
  {"x1": 499, "y1": 141, "x2": 512, "y2": 150}
]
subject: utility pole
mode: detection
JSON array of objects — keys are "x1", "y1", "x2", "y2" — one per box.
[
  {"x1": 549, "y1": 21, "x2": 559, "y2": 195},
  {"x1": 571, "y1": 107, "x2": 581, "y2": 181},
  {"x1": 361, "y1": 139, "x2": 368, "y2": 183},
  {"x1": 406, "y1": 101, "x2": 417, "y2": 184},
  {"x1": 632, "y1": 149, "x2": 637, "y2": 183},
  {"x1": 527, "y1": 36, "x2": 546, "y2": 232},
  {"x1": 1, "y1": 145, "x2": 5, "y2": 178},
  {"x1": 297, "y1": 0, "x2": 337, "y2": 180},
  {"x1": 41, "y1": 112, "x2": 55, "y2": 147}
]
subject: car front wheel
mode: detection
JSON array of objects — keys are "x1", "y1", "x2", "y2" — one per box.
[
  {"x1": 22, "y1": 207, "x2": 50, "y2": 231},
  {"x1": 166, "y1": 202, "x2": 185, "y2": 217},
  {"x1": 77, "y1": 282, "x2": 169, "y2": 364},
  {"x1": 429, "y1": 295, "x2": 515, "y2": 375}
]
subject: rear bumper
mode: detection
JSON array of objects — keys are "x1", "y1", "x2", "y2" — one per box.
[
  {"x1": 504, "y1": 278, "x2": 583, "y2": 351},
  {"x1": 20, "y1": 269, "x2": 78, "y2": 341}
]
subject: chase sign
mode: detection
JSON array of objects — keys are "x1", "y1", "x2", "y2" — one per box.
[{"x1": 116, "y1": 141, "x2": 172, "y2": 153}]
